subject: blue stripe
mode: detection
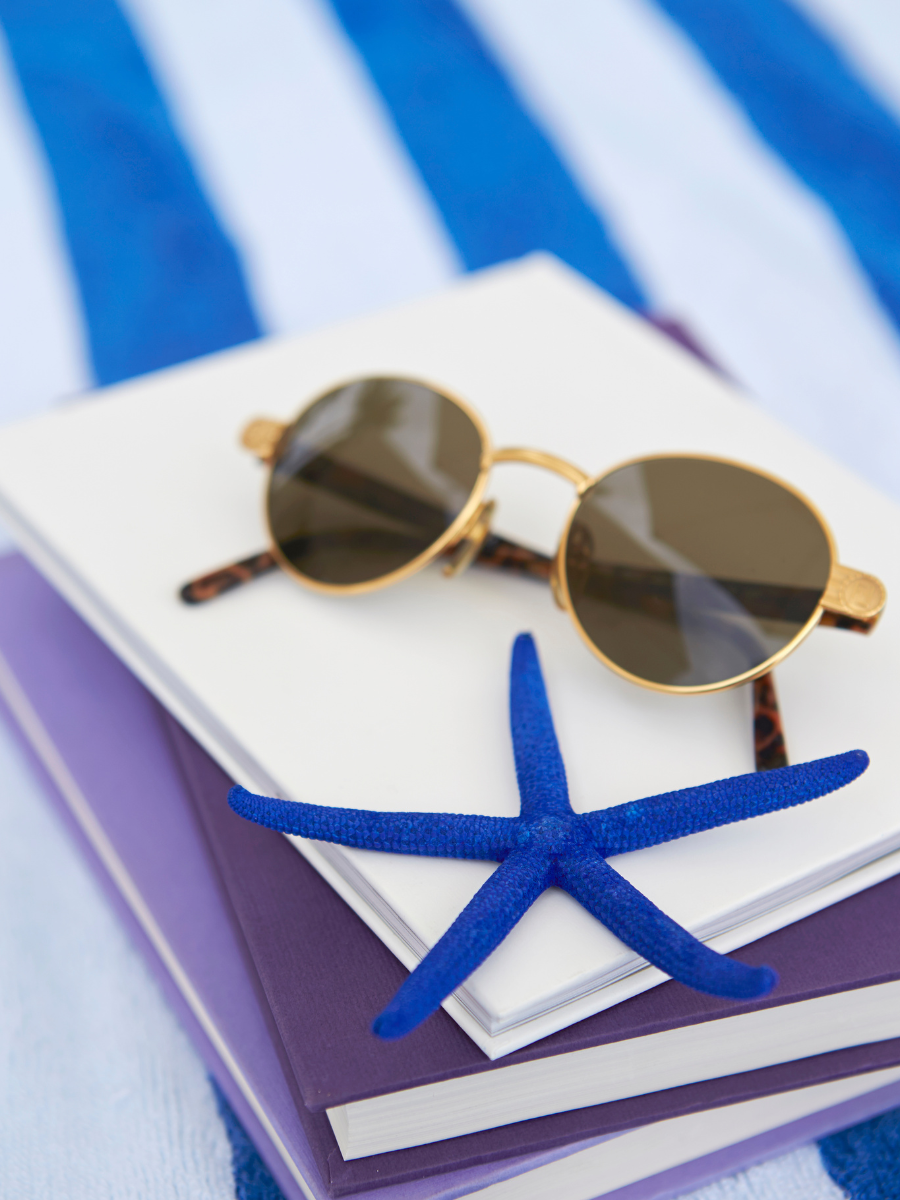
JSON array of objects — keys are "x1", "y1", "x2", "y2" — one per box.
[
  {"x1": 820, "y1": 1106, "x2": 900, "y2": 1199},
  {"x1": 0, "y1": 0, "x2": 260, "y2": 386},
  {"x1": 210, "y1": 1078, "x2": 285, "y2": 1200},
  {"x1": 326, "y1": 0, "x2": 646, "y2": 310},
  {"x1": 654, "y1": 0, "x2": 900, "y2": 337}
]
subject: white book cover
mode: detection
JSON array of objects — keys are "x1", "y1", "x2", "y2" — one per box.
[{"x1": 0, "y1": 255, "x2": 897, "y2": 1058}]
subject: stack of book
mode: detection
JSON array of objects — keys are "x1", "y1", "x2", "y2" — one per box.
[{"x1": 1, "y1": 257, "x2": 899, "y2": 1200}]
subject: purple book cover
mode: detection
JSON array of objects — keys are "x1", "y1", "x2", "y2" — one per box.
[
  {"x1": 2, "y1": 552, "x2": 900, "y2": 1200},
  {"x1": 169, "y1": 690, "x2": 900, "y2": 1198},
  {"x1": 0, "y1": 553, "x2": 586, "y2": 1200},
  {"x1": 182, "y1": 706, "x2": 900, "y2": 1110}
]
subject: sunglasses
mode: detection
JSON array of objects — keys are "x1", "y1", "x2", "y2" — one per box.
[{"x1": 181, "y1": 376, "x2": 886, "y2": 769}]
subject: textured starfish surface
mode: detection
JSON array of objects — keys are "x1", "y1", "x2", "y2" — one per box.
[{"x1": 229, "y1": 634, "x2": 868, "y2": 1040}]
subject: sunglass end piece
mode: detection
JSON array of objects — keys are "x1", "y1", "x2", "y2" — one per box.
[
  {"x1": 442, "y1": 500, "x2": 496, "y2": 578},
  {"x1": 240, "y1": 418, "x2": 287, "y2": 463},
  {"x1": 549, "y1": 555, "x2": 567, "y2": 611},
  {"x1": 821, "y1": 565, "x2": 887, "y2": 632}
]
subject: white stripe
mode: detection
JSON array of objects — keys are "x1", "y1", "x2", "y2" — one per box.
[
  {"x1": 119, "y1": 0, "x2": 460, "y2": 338},
  {"x1": 0, "y1": 646, "x2": 315, "y2": 1199},
  {"x1": 460, "y1": 0, "x2": 900, "y2": 500},
  {"x1": 0, "y1": 34, "x2": 91, "y2": 425},
  {"x1": 0, "y1": 709, "x2": 236, "y2": 1200},
  {"x1": 793, "y1": 0, "x2": 900, "y2": 123}
]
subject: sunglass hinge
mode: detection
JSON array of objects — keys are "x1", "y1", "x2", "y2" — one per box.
[{"x1": 442, "y1": 501, "x2": 496, "y2": 579}]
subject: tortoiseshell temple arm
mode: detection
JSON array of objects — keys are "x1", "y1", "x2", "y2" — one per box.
[
  {"x1": 753, "y1": 673, "x2": 787, "y2": 771},
  {"x1": 180, "y1": 550, "x2": 279, "y2": 604},
  {"x1": 177, "y1": 551, "x2": 865, "y2": 776},
  {"x1": 472, "y1": 533, "x2": 552, "y2": 581},
  {"x1": 750, "y1": 563, "x2": 886, "y2": 770},
  {"x1": 819, "y1": 611, "x2": 878, "y2": 634},
  {"x1": 178, "y1": 534, "x2": 552, "y2": 604}
]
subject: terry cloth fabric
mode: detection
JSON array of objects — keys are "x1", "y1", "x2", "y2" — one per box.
[
  {"x1": 0, "y1": 712, "x2": 237, "y2": 1199},
  {"x1": 213, "y1": 1082, "x2": 288, "y2": 1200},
  {"x1": 1, "y1": 0, "x2": 900, "y2": 1195},
  {"x1": 820, "y1": 1108, "x2": 900, "y2": 1199}
]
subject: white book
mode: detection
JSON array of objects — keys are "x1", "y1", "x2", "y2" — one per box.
[{"x1": 0, "y1": 255, "x2": 897, "y2": 1059}]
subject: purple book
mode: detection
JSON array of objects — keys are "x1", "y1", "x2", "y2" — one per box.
[
  {"x1": 171, "y1": 699, "x2": 900, "y2": 1196},
  {"x1": 2, "y1": 552, "x2": 900, "y2": 1200}
]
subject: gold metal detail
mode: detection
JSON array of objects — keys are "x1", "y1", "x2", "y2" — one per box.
[
  {"x1": 265, "y1": 377, "x2": 495, "y2": 597},
  {"x1": 552, "y1": 451, "x2": 842, "y2": 695},
  {"x1": 241, "y1": 418, "x2": 287, "y2": 463},
  {"x1": 443, "y1": 500, "x2": 496, "y2": 578},
  {"x1": 185, "y1": 384, "x2": 889, "y2": 706},
  {"x1": 492, "y1": 447, "x2": 591, "y2": 490},
  {"x1": 548, "y1": 551, "x2": 567, "y2": 610},
  {"x1": 821, "y1": 564, "x2": 887, "y2": 628}
]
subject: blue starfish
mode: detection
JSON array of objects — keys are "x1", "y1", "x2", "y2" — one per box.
[{"x1": 229, "y1": 633, "x2": 868, "y2": 1040}]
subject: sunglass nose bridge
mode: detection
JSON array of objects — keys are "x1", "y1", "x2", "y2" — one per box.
[
  {"x1": 443, "y1": 500, "x2": 496, "y2": 579},
  {"x1": 492, "y1": 447, "x2": 591, "y2": 491}
]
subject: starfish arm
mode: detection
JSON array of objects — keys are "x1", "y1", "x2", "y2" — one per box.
[
  {"x1": 227, "y1": 786, "x2": 517, "y2": 860},
  {"x1": 584, "y1": 750, "x2": 869, "y2": 855},
  {"x1": 373, "y1": 845, "x2": 552, "y2": 1039},
  {"x1": 510, "y1": 633, "x2": 572, "y2": 817},
  {"x1": 557, "y1": 850, "x2": 777, "y2": 1000}
]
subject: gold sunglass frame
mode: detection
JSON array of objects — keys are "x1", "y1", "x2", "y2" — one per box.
[
  {"x1": 553, "y1": 451, "x2": 835, "y2": 696},
  {"x1": 190, "y1": 376, "x2": 887, "y2": 700},
  {"x1": 262, "y1": 380, "x2": 497, "y2": 599}
]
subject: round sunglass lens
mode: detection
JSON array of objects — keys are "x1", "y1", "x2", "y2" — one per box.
[
  {"x1": 564, "y1": 458, "x2": 832, "y2": 688},
  {"x1": 268, "y1": 378, "x2": 484, "y2": 587}
]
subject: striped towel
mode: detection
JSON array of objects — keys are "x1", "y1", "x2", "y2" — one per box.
[{"x1": 1, "y1": 2, "x2": 899, "y2": 1196}]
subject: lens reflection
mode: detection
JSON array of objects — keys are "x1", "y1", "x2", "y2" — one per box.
[
  {"x1": 268, "y1": 378, "x2": 484, "y2": 586},
  {"x1": 564, "y1": 458, "x2": 832, "y2": 688}
]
